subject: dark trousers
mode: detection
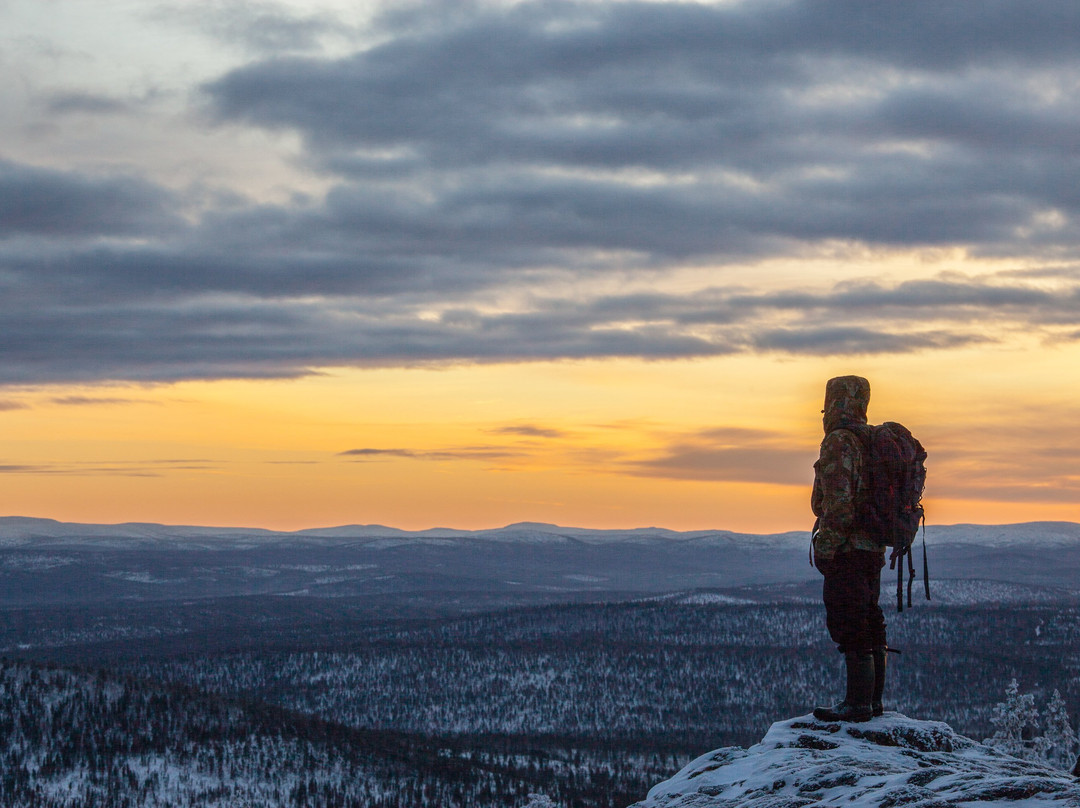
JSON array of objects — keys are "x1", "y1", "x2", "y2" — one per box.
[{"x1": 816, "y1": 549, "x2": 887, "y2": 654}]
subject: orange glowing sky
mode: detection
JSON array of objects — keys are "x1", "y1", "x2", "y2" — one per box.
[
  {"x1": 2, "y1": 1, "x2": 1079, "y2": 532},
  {"x1": 4, "y1": 340, "x2": 1078, "y2": 532}
]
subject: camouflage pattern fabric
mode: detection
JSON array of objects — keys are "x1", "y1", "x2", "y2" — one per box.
[
  {"x1": 822, "y1": 375, "x2": 870, "y2": 434},
  {"x1": 812, "y1": 375, "x2": 884, "y2": 560}
]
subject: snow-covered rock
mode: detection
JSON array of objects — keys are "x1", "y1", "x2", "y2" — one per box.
[{"x1": 631, "y1": 713, "x2": 1080, "y2": 808}]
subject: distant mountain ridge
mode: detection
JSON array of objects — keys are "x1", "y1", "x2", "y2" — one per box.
[
  {"x1": 2, "y1": 515, "x2": 1078, "y2": 548},
  {"x1": 2, "y1": 516, "x2": 1079, "y2": 609}
]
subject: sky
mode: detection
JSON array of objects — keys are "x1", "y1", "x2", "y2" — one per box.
[{"x1": 1, "y1": 0, "x2": 1079, "y2": 532}]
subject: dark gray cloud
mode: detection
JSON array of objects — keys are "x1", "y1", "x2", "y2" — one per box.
[
  {"x1": 49, "y1": 396, "x2": 146, "y2": 406},
  {"x1": 339, "y1": 448, "x2": 417, "y2": 458},
  {"x1": 0, "y1": 160, "x2": 182, "y2": 238},
  {"x1": 0, "y1": 291, "x2": 729, "y2": 384},
  {"x1": 340, "y1": 446, "x2": 518, "y2": 461},
  {"x1": 8, "y1": 0, "x2": 1080, "y2": 384},
  {"x1": 0, "y1": 400, "x2": 28, "y2": 411},
  {"x1": 1, "y1": 264, "x2": 1079, "y2": 383},
  {"x1": 631, "y1": 446, "x2": 814, "y2": 485},
  {"x1": 752, "y1": 327, "x2": 989, "y2": 356},
  {"x1": 203, "y1": 0, "x2": 1080, "y2": 255},
  {"x1": 490, "y1": 424, "x2": 566, "y2": 439},
  {"x1": 627, "y1": 426, "x2": 814, "y2": 485},
  {"x1": 44, "y1": 91, "x2": 131, "y2": 116},
  {"x1": 568, "y1": 276, "x2": 1080, "y2": 326},
  {"x1": 0, "y1": 459, "x2": 218, "y2": 476}
]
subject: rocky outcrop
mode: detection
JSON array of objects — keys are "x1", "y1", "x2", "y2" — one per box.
[{"x1": 631, "y1": 713, "x2": 1080, "y2": 807}]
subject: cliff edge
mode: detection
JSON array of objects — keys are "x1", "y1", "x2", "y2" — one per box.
[{"x1": 631, "y1": 713, "x2": 1080, "y2": 807}]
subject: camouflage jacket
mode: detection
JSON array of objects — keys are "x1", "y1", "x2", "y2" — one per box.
[{"x1": 811, "y1": 428, "x2": 883, "y2": 559}]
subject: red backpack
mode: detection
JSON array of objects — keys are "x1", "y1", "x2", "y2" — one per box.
[{"x1": 853, "y1": 421, "x2": 928, "y2": 611}]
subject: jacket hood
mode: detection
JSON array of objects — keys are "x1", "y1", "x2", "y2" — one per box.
[{"x1": 823, "y1": 375, "x2": 870, "y2": 434}]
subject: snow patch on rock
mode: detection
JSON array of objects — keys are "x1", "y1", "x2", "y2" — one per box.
[{"x1": 632, "y1": 713, "x2": 1080, "y2": 808}]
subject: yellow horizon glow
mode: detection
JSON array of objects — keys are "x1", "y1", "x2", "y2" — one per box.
[{"x1": 2, "y1": 336, "x2": 1078, "y2": 532}]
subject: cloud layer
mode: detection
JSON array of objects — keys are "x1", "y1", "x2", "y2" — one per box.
[{"x1": 4, "y1": 0, "x2": 1080, "y2": 384}]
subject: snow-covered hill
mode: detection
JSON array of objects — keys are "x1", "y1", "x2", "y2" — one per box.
[
  {"x1": 2, "y1": 517, "x2": 1080, "y2": 607},
  {"x1": 1, "y1": 515, "x2": 1078, "y2": 548},
  {"x1": 0, "y1": 515, "x2": 809, "y2": 548},
  {"x1": 651, "y1": 577, "x2": 1080, "y2": 607},
  {"x1": 632, "y1": 713, "x2": 1080, "y2": 808}
]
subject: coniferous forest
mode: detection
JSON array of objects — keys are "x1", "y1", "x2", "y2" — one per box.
[
  {"x1": 3, "y1": 523, "x2": 1080, "y2": 806},
  {"x1": 3, "y1": 595, "x2": 1080, "y2": 807}
]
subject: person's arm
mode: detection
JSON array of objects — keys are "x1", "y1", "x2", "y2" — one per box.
[{"x1": 811, "y1": 430, "x2": 861, "y2": 559}]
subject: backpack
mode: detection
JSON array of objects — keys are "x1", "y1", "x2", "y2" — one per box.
[{"x1": 851, "y1": 421, "x2": 928, "y2": 612}]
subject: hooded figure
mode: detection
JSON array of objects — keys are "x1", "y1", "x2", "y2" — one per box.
[
  {"x1": 811, "y1": 375, "x2": 887, "y2": 723},
  {"x1": 822, "y1": 375, "x2": 870, "y2": 434},
  {"x1": 812, "y1": 375, "x2": 876, "y2": 560}
]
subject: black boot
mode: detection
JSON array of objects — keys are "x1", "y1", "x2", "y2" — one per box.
[
  {"x1": 813, "y1": 652, "x2": 873, "y2": 722},
  {"x1": 872, "y1": 646, "x2": 887, "y2": 717}
]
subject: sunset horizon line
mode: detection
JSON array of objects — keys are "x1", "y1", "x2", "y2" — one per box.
[{"x1": 2, "y1": 513, "x2": 1077, "y2": 537}]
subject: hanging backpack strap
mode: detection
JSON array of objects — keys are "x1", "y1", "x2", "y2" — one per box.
[
  {"x1": 809, "y1": 517, "x2": 820, "y2": 567},
  {"x1": 897, "y1": 552, "x2": 905, "y2": 612},
  {"x1": 890, "y1": 547, "x2": 904, "y2": 613},
  {"x1": 922, "y1": 516, "x2": 930, "y2": 602},
  {"x1": 906, "y1": 544, "x2": 916, "y2": 608},
  {"x1": 892, "y1": 518, "x2": 929, "y2": 612}
]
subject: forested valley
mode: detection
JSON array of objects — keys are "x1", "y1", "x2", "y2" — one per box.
[{"x1": 4, "y1": 594, "x2": 1080, "y2": 807}]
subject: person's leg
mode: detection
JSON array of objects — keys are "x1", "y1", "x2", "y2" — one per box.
[
  {"x1": 864, "y1": 550, "x2": 887, "y2": 648},
  {"x1": 820, "y1": 551, "x2": 878, "y2": 654},
  {"x1": 814, "y1": 552, "x2": 873, "y2": 722},
  {"x1": 813, "y1": 652, "x2": 873, "y2": 722},
  {"x1": 861, "y1": 551, "x2": 889, "y2": 716},
  {"x1": 871, "y1": 646, "x2": 887, "y2": 716}
]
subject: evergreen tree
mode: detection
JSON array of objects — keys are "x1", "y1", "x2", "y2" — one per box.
[
  {"x1": 984, "y1": 679, "x2": 1042, "y2": 760},
  {"x1": 524, "y1": 794, "x2": 557, "y2": 808},
  {"x1": 1042, "y1": 689, "x2": 1078, "y2": 770}
]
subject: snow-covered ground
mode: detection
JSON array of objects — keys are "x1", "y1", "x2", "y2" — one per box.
[
  {"x1": 633, "y1": 713, "x2": 1080, "y2": 808},
  {"x1": 650, "y1": 578, "x2": 1079, "y2": 607}
]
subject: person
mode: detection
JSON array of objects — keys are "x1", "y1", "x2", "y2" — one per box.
[{"x1": 810, "y1": 375, "x2": 887, "y2": 723}]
